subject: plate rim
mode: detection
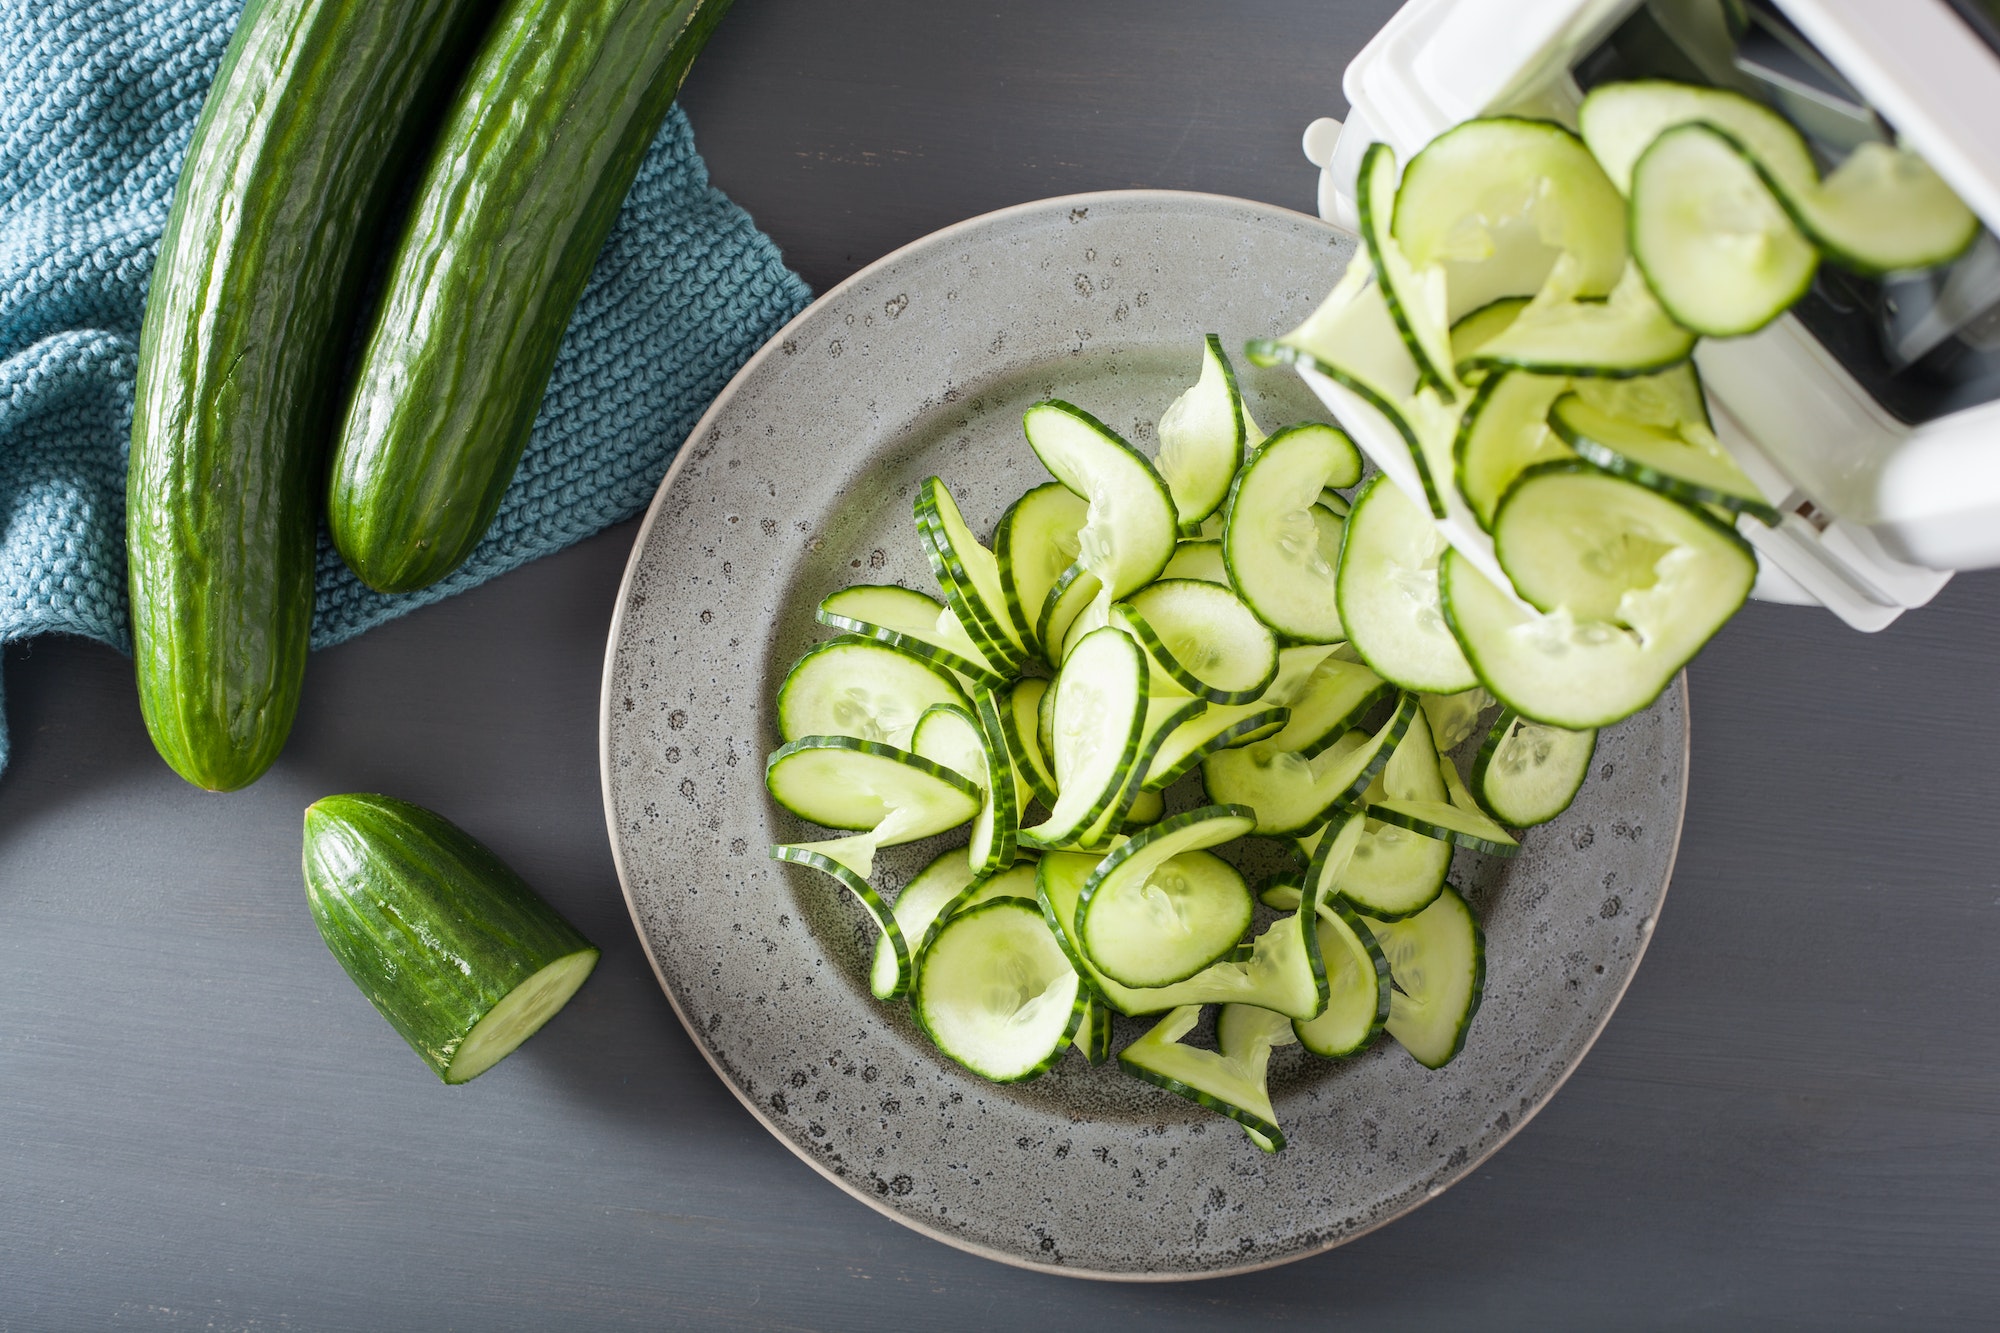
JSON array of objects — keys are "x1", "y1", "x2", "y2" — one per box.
[{"x1": 597, "y1": 187, "x2": 1692, "y2": 1281}]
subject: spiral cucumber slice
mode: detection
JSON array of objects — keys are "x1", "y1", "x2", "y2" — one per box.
[
  {"x1": 1156, "y1": 335, "x2": 1250, "y2": 532},
  {"x1": 1118, "y1": 1003, "x2": 1296, "y2": 1152},
  {"x1": 1075, "y1": 805, "x2": 1257, "y2": 988},
  {"x1": 1337, "y1": 475, "x2": 1477, "y2": 694},
  {"x1": 1222, "y1": 422, "x2": 1364, "y2": 644},
  {"x1": 913, "y1": 898, "x2": 1085, "y2": 1082}
]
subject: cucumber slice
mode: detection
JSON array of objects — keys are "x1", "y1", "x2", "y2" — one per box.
[
  {"x1": 920, "y1": 858, "x2": 1041, "y2": 957},
  {"x1": 1000, "y1": 677, "x2": 1059, "y2": 808},
  {"x1": 1369, "y1": 797, "x2": 1519, "y2": 857},
  {"x1": 1037, "y1": 853, "x2": 1328, "y2": 1021},
  {"x1": 1359, "y1": 141, "x2": 1456, "y2": 399},
  {"x1": 1394, "y1": 118, "x2": 1627, "y2": 313},
  {"x1": 1339, "y1": 820, "x2": 1452, "y2": 921},
  {"x1": 1440, "y1": 537, "x2": 1747, "y2": 731},
  {"x1": 971, "y1": 689, "x2": 1022, "y2": 874},
  {"x1": 1628, "y1": 122, "x2": 1817, "y2": 338},
  {"x1": 1036, "y1": 560, "x2": 1101, "y2": 668},
  {"x1": 1365, "y1": 885, "x2": 1485, "y2": 1069},
  {"x1": 1579, "y1": 79, "x2": 1978, "y2": 277},
  {"x1": 1472, "y1": 708, "x2": 1596, "y2": 828},
  {"x1": 1156, "y1": 335, "x2": 1249, "y2": 531},
  {"x1": 1317, "y1": 488, "x2": 1352, "y2": 518},
  {"x1": 1141, "y1": 701, "x2": 1290, "y2": 792},
  {"x1": 1120, "y1": 786, "x2": 1165, "y2": 829},
  {"x1": 1549, "y1": 391, "x2": 1776, "y2": 522},
  {"x1": 1293, "y1": 903, "x2": 1390, "y2": 1058},
  {"x1": 1066, "y1": 694, "x2": 1205, "y2": 850},
  {"x1": 870, "y1": 847, "x2": 976, "y2": 1000},
  {"x1": 1202, "y1": 692, "x2": 1416, "y2": 836},
  {"x1": 1492, "y1": 460, "x2": 1757, "y2": 623},
  {"x1": 1418, "y1": 686, "x2": 1494, "y2": 752},
  {"x1": 1115, "y1": 579, "x2": 1278, "y2": 704},
  {"x1": 1022, "y1": 400, "x2": 1178, "y2": 614},
  {"x1": 996, "y1": 482, "x2": 1089, "y2": 655},
  {"x1": 1076, "y1": 805, "x2": 1258, "y2": 988},
  {"x1": 909, "y1": 701, "x2": 985, "y2": 783},
  {"x1": 913, "y1": 898, "x2": 1084, "y2": 1082},
  {"x1": 1458, "y1": 264, "x2": 1695, "y2": 380},
  {"x1": 302, "y1": 795, "x2": 600, "y2": 1085},
  {"x1": 1260, "y1": 657, "x2": 1391, "y2": 758},
  {"x1": 1452, "y1": 370, "x2": 1574, "y2": 531},
  {"x1": 776, "y1": 635, "x2": 972, "y2": 749},
  {"x1": 1073, "y1": 995, "x2": 1114, "y2": 1064},
  {"x1": 1160, "y1": 538, "x2": 1228, "y2": 584},
  {"x1": 1222, "y1": 422, "x2": 1363, "y2": 644},
  {"x1": 774, "y1": 844, "x2": 913, "y2": 1003},
  {"x1": 1020, "y1": 626, "x2": 1148, "y2": 847},
  {"x1": 1450, "y1": 296, "x2": 1530, "y2": 366},
  {"x1": 764, "y1": 735, "x2": 981, "y2": 834},
  {"x1": 815, "y1": 585, "x2": 1007, "y2": 687},
  {"x1": 1080, "y1": 847, "x2": 1251, "y2": 988},
  {"x1": 1337, "y1": 475, "x2": 1478, "y2": 694},
  {"x1": 1119, "y1": 1003, "x2": 1295, "y2": 1152},
  {"x1": 1797, "y1": 140, "x2": 1981, "y2": 276},
  {"x1": 916, "y1": 477, "x2": 1029, "y2": 670}
]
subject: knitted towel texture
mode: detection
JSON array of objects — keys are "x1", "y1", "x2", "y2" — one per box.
[{"x1": 0, "y1": 0, "x2": 811, "y2": 777}]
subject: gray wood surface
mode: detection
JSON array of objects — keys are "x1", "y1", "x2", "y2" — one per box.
[{"x1": 3, "y1": 1, "x2": 1996, "y2": 1326}]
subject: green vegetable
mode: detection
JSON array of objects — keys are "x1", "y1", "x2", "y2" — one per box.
[
  {"x1": 126, "y1": 0, "x2": 496, "y2": 791},
  {"x1": 327, "y1": 0, "x2": 735, "y2": 593},
  {"x1": 303, "y1": 794, "x2": 599, "y2": 1084}
]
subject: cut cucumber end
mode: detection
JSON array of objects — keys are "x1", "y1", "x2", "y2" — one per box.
[{"x1": 444, "y1": 947, "x2": 600, "y2": 1084}]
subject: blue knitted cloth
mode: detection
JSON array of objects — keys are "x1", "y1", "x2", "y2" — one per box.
[{"x1": 0, "y1": 0, "x2": 811, "y2": 778}]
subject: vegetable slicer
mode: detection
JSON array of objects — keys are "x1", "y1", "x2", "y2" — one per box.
[{"x1": 1300, "y1": 0, "x2": 2000, "y2": 630}]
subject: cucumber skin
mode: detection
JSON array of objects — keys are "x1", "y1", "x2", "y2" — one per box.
[
  {"x1": 127, "y1": 0, "x2": 497, "y2": 791},
  {"x1": 328, "y1": 0, "x2": 736, "y2": 594},
  {"x1": 303, "y1": 794, "x2": 598, "y2": 1083}
]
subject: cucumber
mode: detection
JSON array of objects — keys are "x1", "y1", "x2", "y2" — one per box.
[
  {"x1": 1392, "y1": 117, "x2": 1627, "y2": 316},
  {"x1": 1119, "y1": 1003, "x2": 1296, "y2": 1152},
  {"x1": 999, "y1": 678, "x2": 1060, "y2": 808},
  {"x1": 1075, "y1": 805, "x2": 1257, "y2": 988},
  {"x1": 1155, "y1": 335, "x2": 1249, "y2": 532},
  {"x1": 128, "y1": 0, "x2": 496, "y2": 791},
  {"x1": 1114, "y1": 579, "x2": 1277, "y2": 704},
  {"x1": 1627, "y1": 122, "x2": 1818, "y2": 338},
  {"x1": 1260, "y1": 657, "x2": 1390, "y2": 759},
  {"x1": 775, "y1": 843, "x2": 912, "y2": 998},
  {"x1": 1336, "y1": 475, "x2": 1478, "y2": 694},
  {"x1": 1449, "y1": 297, "x2": 1529, "y2": 365},
  {"x1": 764, "y1": 735, "x2": 980, "y2": 835},
  {"x1": 816, "y1": 585, "x2": 1007, "y2": 687},
  {"x1": 327, "y1": 0, "x2": 735, "y2": 593},
  {"x1": 1202, "y1": 692, "x2": 1417, "y2": 836},
  {"x1": 1549, "y1": 390, "x2": 1774, "y2": 522},
  {"x1": 1457, "y1": 264, "x2": 1696, "y2": 380},
  {"x1": 916, "y1": 478, "x2": 1031, "y2": 671},
  {"x1": 776, "y1": 636, "x2": 971, "y2": 748},
  {"x1": 870, "y1": 847, "x2": 975, "y2": 1000},
  {"x1": 1358, "y1": 141, "x2": 1455, "y2": 399},
  {"x1": 1159, "y1": 539, "x2": 1229, "y2": 584},
  {"x1": 303, "y1": 794, "x2": 599, "y2": 1084},
  {"x1": 1472, "y1": 708, "x2": 1596, "y2": 829},
  {"x1": 1579, "y1": 80, "x2": 1978, "y2": 277},
  {"x1": 1022, "y1": 400, "x2": 1178, "y2": 618},
  {"x1": 1020, "y1": 626, "x2": 1149, "y2": 847},
  {"x1": 1221, "y1": 423, "x2": 1363, "y2": 644},
  {"x1": 1452, "y1": 370, "x2": 1574, "y2": 531},
  {"x1": 1293, "y1": 904, "x2": 1390, "y2": 1058},
  {"x1": 996, "y1": 482, "x2": 1088, "y2": 654},
  {"x1": 1365, "y1": 885, "x2": 1485, "y2": 1070},
  {"x1": 913, "y1": 898, "x2": 1084, "y2": 1082}
]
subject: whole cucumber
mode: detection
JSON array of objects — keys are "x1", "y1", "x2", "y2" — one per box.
[
  {"x1": 303, "y1": 793, "x2": 599, "y2": 1084},
  {"x1": 127, "y1": 0, "x2": 497, "y2": 791},
  {"x1": 327, "y1": 0, "x2": 736, "y2": 594}
]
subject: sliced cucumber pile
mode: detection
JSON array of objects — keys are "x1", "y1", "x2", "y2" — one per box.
[
  {"x1": 1254, "y1": 83, "x2": 1975, "y2": 734},
  {"x1": 763, "y1": 340, "x2": 1582, "y2": 1154}
]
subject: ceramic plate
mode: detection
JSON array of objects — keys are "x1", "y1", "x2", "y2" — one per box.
[{"x1": 600, "y1": 191, "x2": 1687, "y2": 1280}]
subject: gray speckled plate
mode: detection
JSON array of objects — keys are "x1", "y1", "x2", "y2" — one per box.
[{"x1": 599, "y1": 191, "x2": 1688, "y2": 1280}]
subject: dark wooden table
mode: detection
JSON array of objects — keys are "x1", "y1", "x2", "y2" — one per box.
[{"x1": 4, "y1": 2, "x2": 1996, "y2": 1326}]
